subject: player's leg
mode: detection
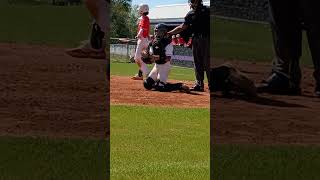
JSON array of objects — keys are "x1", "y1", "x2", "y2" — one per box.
[
  {"x1": 300, "y1": 0, "x2": 320, "y2": 96},
  {"x1": 132, "y1": 39, "x2": 146, "y2": 80},
  {"x1": 66, "y1": 0, "x2": 108, "y2": 59},
  {"x1": 133, "y1": 38, "x2": 149, "y2": 80},
  {"x1": 202, "y1": 37, "x2": 211, "y2": 90},
  {"x1": 257, "y1": 0, "x2": 302, "y2": 95},
  {"x1": 154, "y1": 62, "x2": 190, "y2": 93},
  {"x1": 143, "y1": 64, "x2": 158, "y2": 90},
  {"x1": 191, "y1": 36, "x2": 205, "y2": 92}
]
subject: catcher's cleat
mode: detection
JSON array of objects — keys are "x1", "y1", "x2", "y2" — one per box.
[
  {"x1": 65, "y1": 40, "x2": 106, "y2": 59},
  {"x1": 180, "y1": 84, "x2": 191, "y2": 93},
  {"x1": 190, "y1": 84, "x2": 204, "y2": 92}
]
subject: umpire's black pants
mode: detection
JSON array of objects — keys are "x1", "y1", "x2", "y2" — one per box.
[
  {"x1": 192, "y1": 35, "x2": 210, "y2": 87},
  {"x1": 269, "y1": 0, "x2": 320, "y2": 87}
]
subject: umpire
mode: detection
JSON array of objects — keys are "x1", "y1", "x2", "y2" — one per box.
[
  {"x1": 258, "y1": 0, "x2": 320, "y2": 97},
  {"x1": 167, "y1": 0, "x2": 210, "y2": 92}
]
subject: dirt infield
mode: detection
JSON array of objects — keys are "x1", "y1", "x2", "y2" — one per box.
[
  {"x1": 110, "y1": 76, "x2": 210, "y2": 108},
  {"x1": 0, "y1": 43, "x2": 108, "y2": 138},
  {"x1": 2, "y1": 42, "x2": 320, "y2": 145},
  {"x1": 213, "y1": 60, "x2": 320, "y2": 145}
]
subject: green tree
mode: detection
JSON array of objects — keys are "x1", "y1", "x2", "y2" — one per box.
[{"x1": 111, "y1": 0, "x2": 138, "y2": 38}]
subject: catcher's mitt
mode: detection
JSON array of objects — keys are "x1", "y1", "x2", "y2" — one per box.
[
  {"x1": 141, "y1": 49, "x2": 155, "y2": 64},
  {"x1": 211, "y1": 63, "x2": 257, "y2": 97}
]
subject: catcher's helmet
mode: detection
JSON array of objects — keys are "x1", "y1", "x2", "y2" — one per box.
[
  {"x1": 138, "y1": 4, "x2": 149, "y2": 14},
  {"x1": 154, "y1": 23, "x2": 168, "y2": 39}
]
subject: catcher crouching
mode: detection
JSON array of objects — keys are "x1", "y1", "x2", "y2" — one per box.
[{"x1": 141, "y1": 23, "x2": 190, "y2": 93}]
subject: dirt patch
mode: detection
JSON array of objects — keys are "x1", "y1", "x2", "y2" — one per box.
[
  {"x1": 212, "y1": 59, "x2": 320, "y2": 145},
  {"x1": 110, "y1": 76, "x2": 210, "y2": 108},
  {"x1": 0, "y1": 43, "x2": 108, "y2": 139}
]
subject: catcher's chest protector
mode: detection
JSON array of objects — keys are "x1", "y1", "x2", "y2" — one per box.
[{"x1": 149, "y1": 38, "x2": 171, "y2": 64}]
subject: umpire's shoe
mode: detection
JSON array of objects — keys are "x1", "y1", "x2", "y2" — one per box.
[
  {"x1": 257, "y1": 73, "x2": 301, "y2": 95},
  {"x1": 190, "y1": 82, "x2": 204, "y2": 92}
]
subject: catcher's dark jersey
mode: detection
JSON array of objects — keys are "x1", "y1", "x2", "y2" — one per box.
[{"x1": 148, "y1": 37, "x2": 171, "y2": 64}]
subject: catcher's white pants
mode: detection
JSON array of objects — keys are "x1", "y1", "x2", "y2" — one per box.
[
  {"x1": 148, "y1": 62, "x2": 171, "y2": 84},
  {"x1": 134, "y1": 37, "x2": 149, "y2": 75}
]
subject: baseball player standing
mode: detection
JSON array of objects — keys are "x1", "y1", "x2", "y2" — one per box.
[
  {"x1": 142, "y1": 23, "x2": 190, "y2": 93},
  {"x1": 258, "y1": 0, "x2": 320, "y2": 97},
  {"x1": 132, "y1": 4, "x2": 151, "y2": 80},
  {"x1": 167, "y1": 0, "x2": 210, "y2": 92}
]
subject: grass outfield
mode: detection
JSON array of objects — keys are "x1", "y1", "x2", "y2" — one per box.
[
  {"x1": 0, "y1": 137, "x2": 108, "y2": 180},
  {"x1": 110, "y1": 105, "x2": 210, "y2": 179},
  {"x1": 0, "y1": 4, "x2": 90, "y2": 47},
  {"x1": 212, "y1": 18, "x2": 313, "y2": 66},
  {"x1": 111, "y1": 62, "x2": 203, "y2": 82},
  {"x1": 213, "y1": 145, "x2": 320, "y2": 180}
]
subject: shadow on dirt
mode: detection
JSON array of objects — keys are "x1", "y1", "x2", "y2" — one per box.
[{"x1": 212, "y1": 94, "x2": 307, "y2": 108}]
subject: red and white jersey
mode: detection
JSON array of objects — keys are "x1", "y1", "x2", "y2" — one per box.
[{"x1": 137, "y1": 15, "x2": 150, "y2": 38}]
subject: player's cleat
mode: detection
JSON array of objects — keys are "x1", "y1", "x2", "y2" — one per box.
[
  {"x1": 257, "y1": 73, "x2": 301, "y2": 95},
  {"x1": 132, "y1": 70, "x2": 143, "y2": 80},
  {"x1": 65, "y1": 40, "x2": 106, "y2": 59},
  {"x1": 180, "y1": 84, "x2": 191, "y2": 93},
  {"x1": 190, "y1": 84, "x2": 204, "y2": 92},
  {"x1": 131, "y1": 75, "x2": 143, "y2": 80}
]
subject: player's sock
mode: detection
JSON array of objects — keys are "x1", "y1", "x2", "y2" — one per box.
[
  {"x1": 138, "y1": 70, "x2": 143, "y2": 77},
  {"x1": 140, "y1": 62, "x2": 149, "y2": 76}
]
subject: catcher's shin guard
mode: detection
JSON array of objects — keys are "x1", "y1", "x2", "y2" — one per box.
[
  {"x1": 144, "y1": 77, "x2": 155, "y2": 90},
  {"x1": 90, "y1": 23, "x2": 105, "y2": 50}
]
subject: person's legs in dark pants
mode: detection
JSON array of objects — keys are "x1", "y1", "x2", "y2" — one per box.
[
  {"x1": 191, "y1": 37, "x2": 205, "y2": 91},
  {"x1": 300, "y1": 0, "x2": 320, "y2": 96},
  {"x1": 203, "y1": 37, "x2": 211, "y2": 90},
  {"x1": 191, "y1": 36, "x2": 210, "y2": 91},
  {"x1": 258, "y1": 0, "x2": 302, "y2": 95}
]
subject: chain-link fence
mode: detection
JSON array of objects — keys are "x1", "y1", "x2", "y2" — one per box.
[
  {"x1": 110, "y1": 38, "x2": 195, "y2": 68},
  {"x1": 110, "y1": 43, "x2": 136, "y2": 63}
]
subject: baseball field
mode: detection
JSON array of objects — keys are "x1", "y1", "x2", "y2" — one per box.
[
  {"x1": 212, "y1": 18, "x2": 320, "y2": 179},
  {"x1": 110, "y1": 62, "x2": 210, "y2": 179},
  {"x1": 0, "y1": 2, "x2": 108, "y2": 179}
]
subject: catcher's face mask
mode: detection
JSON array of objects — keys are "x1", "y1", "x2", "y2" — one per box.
[{"x1": 154, "y1": 24, "x2": 168, "y2": 39}]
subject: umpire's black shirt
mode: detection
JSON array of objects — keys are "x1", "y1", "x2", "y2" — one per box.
[{"x1": 184, "y1": 5, "x2": 210, "y2": 37}]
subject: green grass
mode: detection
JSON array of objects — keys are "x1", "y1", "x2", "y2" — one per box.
[
  {"x1": 212, "y1": 18, "x2": 313, "y2": 66},
  {"x1": 0, "y1": 137, "x2": 108, "y2": 180},
  {"x1": 110, "y1": 105, "x2": 210, "y2": 179},
  {"x1": 213, "y1": 145, "x2": 320, "y2": 180},
  {"x1": 111, "y1": 62, "x2": 198, "y2": 81},
  {"x1": 0, "y1": 4, "x2": 90, "y2": 47}
]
